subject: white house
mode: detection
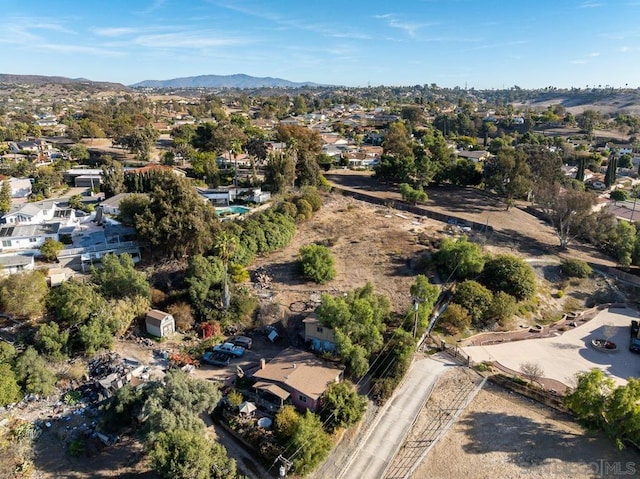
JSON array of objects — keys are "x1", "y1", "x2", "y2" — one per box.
[
  {"x1": 2, "y1": 201, "x2": 58, "y2": 225},
  {"x1": 7, "y1": 178, "x2": 32, "y2": 199},
  {"x1": 145, "y1": 310, "x2": 175, "y2": 338},
  {"x1": 0, "y1": 222, "x2": 61, "y2": 253},
  {"x1": 0, "y1": 253, "x2": 35, "y2": 276}
]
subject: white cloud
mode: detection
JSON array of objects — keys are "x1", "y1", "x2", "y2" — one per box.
[
  {"x1": 571, "y1": 59, "x2": 587, "y2": 64},
  {"x1": 133, "y1": 32, "x2": 248, "y2": 49},
  {"x1": 37, "y1": 43, "x2": 122, "y2": 56},
  {"x1": 94, "y1": 27, "x2": 140, "y2": 37},
  {"x1": 589, "y1": 52, "x2": 601, "y2": 57},
  {"x1": 579, "y1": 1, "x2": 604, "y2": 7}
]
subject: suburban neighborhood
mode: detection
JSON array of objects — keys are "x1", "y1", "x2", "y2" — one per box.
[{"x1": 3, "y1": 3, "x2": 640, "y2": 478}]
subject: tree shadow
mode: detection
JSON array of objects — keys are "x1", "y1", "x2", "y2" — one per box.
[
  {"x1": 459, "y1": 407, "x2": 638, "y2": 477},
  {"x1": 486, "y1": 228, "x2": 557, "y2": 257},
  {"x1": 252, "y1": 260, "x2": 305, "y2": 287}
]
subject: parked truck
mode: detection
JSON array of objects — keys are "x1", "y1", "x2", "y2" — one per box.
[{"x1": 213, "y1": 342, "x2": 245, "y2": 357}]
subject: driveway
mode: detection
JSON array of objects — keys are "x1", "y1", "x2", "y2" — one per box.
[
  {"x1": 337, "y1": 354, "x2": 450, "y2": 479},
  {"x1": 463, "y1": 307, "x2": 640, "y2": 387}
]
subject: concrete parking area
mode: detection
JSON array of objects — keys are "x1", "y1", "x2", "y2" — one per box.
[{"x1": 463, "y1": 307, "x2": 640, "y2": 387}]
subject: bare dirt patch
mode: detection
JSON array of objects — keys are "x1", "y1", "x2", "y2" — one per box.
[
  {"x1": 413, "y1": 377, "x2": 640, "y2": 479},
  {"x1": 251, "y1": 193, "x2": 444, "y2": 315}
]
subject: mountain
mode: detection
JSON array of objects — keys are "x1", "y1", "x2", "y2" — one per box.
[
  {"x1": 0, "y1": 74, "x2": 128, "y2": 90},
  {"x1": 131, "y1": 73, "x2": 324, "y2": 89}
]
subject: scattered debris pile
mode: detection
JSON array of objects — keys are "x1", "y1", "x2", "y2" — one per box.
[{"x1": 253, "y1": 266, "x2": 273, "y2": 289}]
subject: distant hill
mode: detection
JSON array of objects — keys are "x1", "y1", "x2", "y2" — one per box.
[
  {"x1": 131, "y1": 74, "x2": 324, "y2": 89},
  {"x1": 0, "y1": 73, "x2": 128, "y2": 90}
]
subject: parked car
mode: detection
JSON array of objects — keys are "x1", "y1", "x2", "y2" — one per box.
[
  {"x1": 231, "y1": 335, "x2": 252, "y2": 350},
  {"x1": 202, "y1": 351, "x2": 232, "y2": 366},
  {"x1": 630, "y1": 320, "x2": 640, "y2": 353},
  {"x1": 213, "y1": 342, "x2": 245, "y2": 357}
]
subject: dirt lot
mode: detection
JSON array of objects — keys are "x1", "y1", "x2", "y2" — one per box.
[
  {"x1": 251, "y1": 193, "x2": 444, "y2": 317},
  {"x1": 412, "y1": 370, "x2": 640, "y2": 479}
]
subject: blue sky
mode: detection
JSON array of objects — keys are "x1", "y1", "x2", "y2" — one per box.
[{"x1": 1, "y1": 0, "x2": 640, "y2": 88}]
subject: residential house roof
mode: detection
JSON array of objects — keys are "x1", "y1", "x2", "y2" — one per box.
[
  {"x1": 252, "y1": 347, "x2": 342, "y2": 401},
  {"x1": 0, "y1": 222, "x2": 60, "y2": 238}
]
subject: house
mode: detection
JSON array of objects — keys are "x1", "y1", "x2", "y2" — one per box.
[
  {"x1": 303, "y1": 315, "x2": 336, "y2": 353},
  {"x1": 63, "y1": 168, "x2": 103, "y2": 187},
  {"x1": 252, "y1": 347, "x2": 343, "y2": 412},
  {"x1": 145, "y1": 310, "x2": 175, "y2": 338},
  {"x1": 99, "y1": 192, "x2": 138, "y2": 216},
  {"x1": 0, "y1": 222, "x2": 61, "y2": 253},
  {"x1": 6, "y1": 178, "x2": 32, "y2": 199},
  {"x1": 456, "y1": 150, "x2": 491, "y2": 163},
  {"x1": 0, "y1": 253, "x2": 35, "y2": 276},
  {"x1": 2, "y1": 201, "x2": 57, "y2": 225}
]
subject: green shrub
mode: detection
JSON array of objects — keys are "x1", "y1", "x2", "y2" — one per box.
[
  {"x1": 560, "y1": 259, "x2": 592, "y2": 278},
  {"x1": 298, "y1": 244, "x2": 336, "y2": 284}
]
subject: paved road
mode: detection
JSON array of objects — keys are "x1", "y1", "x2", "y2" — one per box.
[{"x1": 338, "y1": 355, "x2": 449, "y2": 479}]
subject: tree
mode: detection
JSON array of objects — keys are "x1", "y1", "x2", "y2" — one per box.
[
  {"x1": 316, "y1": 283, "x2": 389, "y2": 376},
  {"x1": 320, "y1": 381, "x2": 367, "y2": 432},
  {"x1": 520, "y1": 362, "x2": 544, "y2": 385},
  {"x1": 67, "y1": 143, "x2": 89, "y2": 162},
  {"x1": 35, "y1": 322, "x2": 69, "y2": 361},
  {"x1": 47, "y1": 279, "x2": 108, "y2": 327},
  {"x1": 438, "y1": 303, "x2": 471, "y2": 335},
  {"x1": 610, "y1": 189, "x2": 629, "y2": 204},
  {"x1": 149, "y1": 430, "x2": 214, "y2": 479},
  {"x1": 265, "y1": 151, "x2": 296, "y2": 194},
  {"x1": 607, "y1": 378, "x2": 640, "y2": 449},
  {"x1": 452, "y1": 280, "x2": 493, "y2": 327},
  {"x1": 143, "y1": 370, "x2": 222, "y2": 434},
  {"x1": 0, "y1": 180, "x2": 11, "y2": 215},
  {"x1": 560, "y1": 259, "x2": 592, "y2": 278},
  {"x1": 483, "y1": 147, "x2": 531, "y2": 209},
  {"x1": 399, "y1": 183, "x2": 428, "y2": 204},
  {"x1": 91, "y1": 253, "x2": 150, "y2": 300},
  {"x1": 604, "y1": 154, "x2": 618, "y2": 188},
  {"x1": 486, "y1": 291, "x2": 517, "y2": 326},
  {"x1": 134, "y1": 174, "x2": 220, "y2": 258},
  {"x1": 101, "y1": 160, "x2": 125, "y2": 198},
  {"x1": 298, "y1": 244, "x2": 336, "y2": 284},
  {"x1": 535, "y1": 183, "x2": 597, "y2": 249},
  {"x1": 408, "y1": 275, "x2": 440, "y2": 334},
  {"x1": 383, "y1": 121, "x2": 414, "y2": 159},
  {"x1": 274, "y1": 405, "x2": 301, "y2": 441},
  {"x1": 14, "y1": 347, "x2": 57, "y2": 397},
  {"x1": 482, "y1": 254, "x2": 536, "y2": 301},
  {"x1": 118, "y1": 193, "x2": 151, "y2": 225},
  {"x1": 433, "y1": 236, "x2": 485, "y2": 280},
  {"x1": 39, "y1": 238, "x2": 63, "y2": 262},
  {"x1": 0, "y1": 270, "x2": 48, "y2": 319},
  {"x1": 185, "y1": 255, "x2": 225, "y2": 319},
  {"x1": 564, "y1": 369, "x2": 615, "y2": 430},
  {"x1": 288, "y1": 411, "x2": 333, "y2": 475},
  {"x1": 0, "y1": 364, "x2": 22, "y2": 406}
]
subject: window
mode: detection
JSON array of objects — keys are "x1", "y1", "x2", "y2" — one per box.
[
  {"x1": 316, "y1": 327, "x2": 323, "y2": 333},
  {"x1": 298, "y1": 395, "x2": 307, "y2": 403},
  {"x1": 2, "y1": 240, "x2": 11, "y2": 247},
  {"x1": 30, "y1": 237, "x2": 38, "y2": 243}
]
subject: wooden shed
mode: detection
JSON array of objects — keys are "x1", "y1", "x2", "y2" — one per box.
[{"x1": 145, "y1": 309, "x2": 175, "y2": 338}]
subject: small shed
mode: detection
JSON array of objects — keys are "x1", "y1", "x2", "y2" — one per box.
[{"x1": 145, "y1": 309, "x2": 175, "y2": 338}]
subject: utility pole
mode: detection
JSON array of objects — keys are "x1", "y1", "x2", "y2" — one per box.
[{"x1": 277, "y1": 455, "x2": 292, "y2": 478}]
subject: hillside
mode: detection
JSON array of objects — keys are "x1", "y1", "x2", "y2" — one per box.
[
  {"x1": 130, "y1": 73, "x2": 324, "y2": 89},
  {"x1": 0, "y1": 74, "x2": 128, "y2": 91}
]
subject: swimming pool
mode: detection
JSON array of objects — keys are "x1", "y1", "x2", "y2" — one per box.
[{"x1": 215, "y1": 206, "x2": 250, "y2": 216}]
